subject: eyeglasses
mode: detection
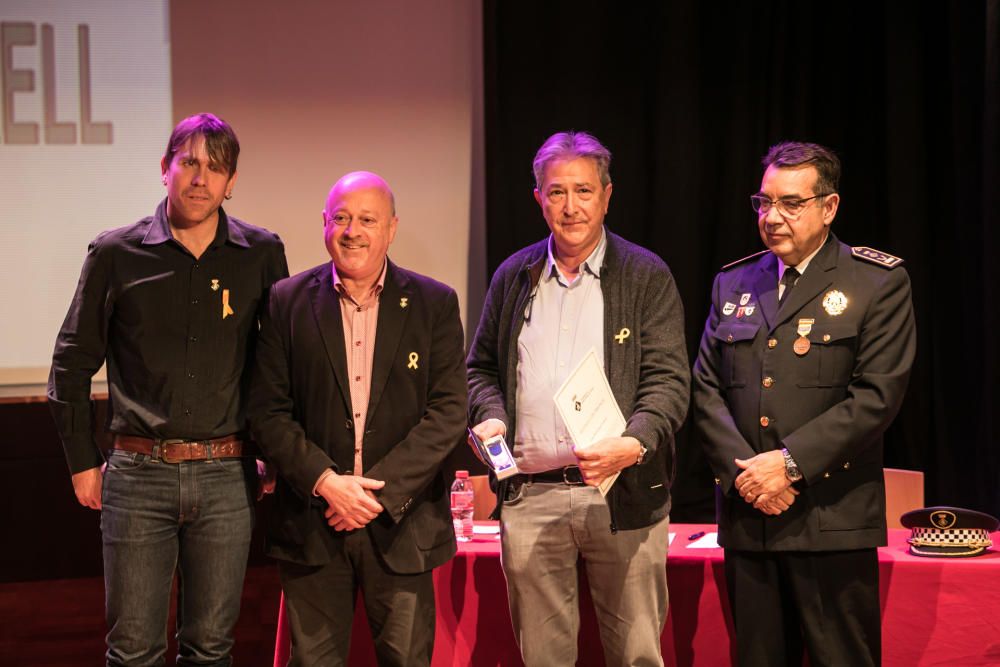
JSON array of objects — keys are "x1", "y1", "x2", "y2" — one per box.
[{"x1": 750, "y1": 193, "x2": 832, "y2": 219}]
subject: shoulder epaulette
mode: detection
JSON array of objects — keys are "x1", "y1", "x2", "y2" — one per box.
[
  {"x1": 721, "y1": 249, "x2": 769, "y2": 271},
  {"x1": 851, "y1": 246, "x2": 904, "y2": 269}
]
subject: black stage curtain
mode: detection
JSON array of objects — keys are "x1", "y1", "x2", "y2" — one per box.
[{"x1": 481, "y1": 0, "x2": 1000, "y2": 520}]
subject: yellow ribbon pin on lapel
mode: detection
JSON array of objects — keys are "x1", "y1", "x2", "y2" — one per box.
[
  {"x1": 222, "y1": 289, "x2": 234, "y2": 319},
  {"x1": 407, "y1": 352, "x2": 419, "y2": 369},
  {"x1": 400, "y1": 297, "x2": 408, "y2": 308},
  {"x1": 614, "y1": 327, "x2": 631, "y2": 344}
]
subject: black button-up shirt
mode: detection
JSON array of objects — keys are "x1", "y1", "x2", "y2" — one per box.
[{"x1": 48, "y1": 199, "x2": 289, "y2": 473}]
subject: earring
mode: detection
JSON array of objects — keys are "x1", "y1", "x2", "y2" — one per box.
[{"x1": 224, "y1": 193, "x2": 233, "y2": 200}]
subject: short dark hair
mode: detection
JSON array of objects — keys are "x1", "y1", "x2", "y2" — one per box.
[
  {"x1": 163, "y1": 113, "x2": 240, "y2": 175},
  {"x1": 763, "y1": 141, "x2": 840, "y2": 194},
  {"x1": 532, "y1": 131, "x2": 612, "y2": 189}
]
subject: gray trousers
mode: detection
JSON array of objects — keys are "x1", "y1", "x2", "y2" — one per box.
[{"x1": 500, "y1": 481, "x2": 670, "y2": 667}]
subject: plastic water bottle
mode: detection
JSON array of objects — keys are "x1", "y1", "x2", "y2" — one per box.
[{"x1": 450, "y1": 470, "x2": 475, "y2": 542}]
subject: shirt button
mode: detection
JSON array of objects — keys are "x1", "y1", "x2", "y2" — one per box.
[
  {"x1": 355, "y1": 376, "x2": 361, "y2": 381},
  {"x1": 189, "y1": 336, "x2": 198, "y2": 342},
  {"x1": 355, "y1": 412, "x2": 360, "y2": 418},
  {"x1": 356, "y1": 307, "x2": 362, "y2": 312},
  {"x1": 188, "y1": 372, "x2": 195, "y2": 379},
  {"x1": 727, "y1": 334, "x2": 734, "y2": 343},
  {"x1": 191, "y1": 298, "x2": 199, "y2": 305},
  {"x1": 759, "y1": 416, "x2": 770, "y2": 428},
  {"x1": 355, "y1": 341, "x2": 362, "y2": 347},
  {"x1": 184, "y1": 409, "x2": 191, "y2": 416},
  {"x1": 762, "y1": 377, "x2": 774, "y2": 388},
  {"x1": 768, "y1": 338, "x2": 777, "y2": 349},
  {"x1": 345, "y1": 420, "x2": 353, "y2": 429}
]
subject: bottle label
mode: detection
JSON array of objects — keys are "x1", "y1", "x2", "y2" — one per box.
[{"x1": 451, "y1": 491, "x2": 473, "y2": 509}]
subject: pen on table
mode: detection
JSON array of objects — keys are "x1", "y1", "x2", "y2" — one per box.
[{"x1": 688, "y1": 531, "x2": 706, "y2": 540}]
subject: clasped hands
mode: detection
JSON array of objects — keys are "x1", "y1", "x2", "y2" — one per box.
[
  {"x1": 733, "y1": 450, "x2": 799, "y2": 516},
  {"x1": 315, "y1": 471, "x2": 386, "y2": 531}
]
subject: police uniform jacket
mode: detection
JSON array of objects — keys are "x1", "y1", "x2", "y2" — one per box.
[{"x1": 692, "y1": 233, "x2": 916, "y2": 551}]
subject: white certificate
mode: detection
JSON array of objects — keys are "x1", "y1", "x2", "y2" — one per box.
[{"x1": 553, "y1": 348, "x2": 627, "y2": 496}]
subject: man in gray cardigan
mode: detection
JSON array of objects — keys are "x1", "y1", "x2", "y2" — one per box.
[{"x1": 466, "y1": 131, "x2": 690, "y2": 666}]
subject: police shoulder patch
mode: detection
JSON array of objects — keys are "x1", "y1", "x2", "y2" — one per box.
[
  {"x1": 851, "y1": 246, "x2": 904, "y2": 269},
  {"x1": 721, "y1": 249, "x2": 769, "y2": 271}
]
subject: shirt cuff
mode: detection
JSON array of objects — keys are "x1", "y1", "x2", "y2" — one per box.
[{"x1": 313, "y1": 468, "x2": 335, "y2": 496}]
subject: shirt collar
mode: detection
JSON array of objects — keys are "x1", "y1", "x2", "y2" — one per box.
[
  {"x1": 331, "y1": 259, "x2": 388, "y2": 302},
  {"x1": 543, "y1": 226, "x2": 608, "y2": 282},
  {"x1": 142, "y1": 199, "x2": 249, "y2": 249},
  {"x1": 777, "y1": 232, "x2": 828, "y2": 281}
]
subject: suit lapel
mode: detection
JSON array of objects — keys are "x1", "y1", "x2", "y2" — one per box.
[
  {"x1": 367, "y1": 260, "x2": 411, "y2": 421},
  {"x1": 310, "y1": 263, "x2": 353, "y2": 415},
  {"x1": 750, "y1": 252, "x2": 780, "y2": 331},
  {"x1": 772, "y1": 236, "x2": 839, "y2": 329}
]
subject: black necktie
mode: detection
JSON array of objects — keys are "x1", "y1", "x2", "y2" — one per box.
[{"x1": 779, "y1": 267, "x2": 800, "y2": 303}]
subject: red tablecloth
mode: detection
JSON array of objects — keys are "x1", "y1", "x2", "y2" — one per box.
[{"x1": 273, "y1": 524, "x2": 1000, "y2": 666}]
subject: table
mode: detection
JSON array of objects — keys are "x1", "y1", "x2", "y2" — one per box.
[{"x1": 273, "y1": 523, "x2": 1000, "y2": 666}]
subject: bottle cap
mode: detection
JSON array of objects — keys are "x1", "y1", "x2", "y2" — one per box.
[{"x1": 456, "y1": 470, "x2": 469, "y2": 479}]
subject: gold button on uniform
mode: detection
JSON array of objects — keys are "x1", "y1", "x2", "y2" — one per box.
[
  {"x1": 823, "y1": 334, "x2": 831, "y2": 342},
  {"x1": 823, "y1": 472, "x2": 831, "y2": 479},
  {"x1": 843, "y1": 462, "x2": 851, "y2": 470},
  {"x1": 727, "y1": 334, "x2": 734, "y2": 342},
  {"x1": 768, "y1": 338, "x2": 778, "y2": 349},
  {"x1": 760, "y1": 416, "x2": 770, "y2": 428},
  {"x1": 762, "y1": 376, "x2": 774, "y2": 388}
]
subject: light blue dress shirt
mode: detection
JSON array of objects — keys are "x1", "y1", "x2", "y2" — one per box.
[{"x1": 514, "y1": 229, "x2": 607, "y2": 473}]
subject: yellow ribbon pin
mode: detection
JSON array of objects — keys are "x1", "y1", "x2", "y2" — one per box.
[
  {"x1": 614, "y1": 327, "x2": 631, "y2": 344},
  {"x1": 222, "y1": 289, "x2": 234, "y2": 319},
  {"x1": 400, "y1": 297, "x2": 408, "y2": 308},
  {"x1": 407, "y1": 352, "x2": 419, "y2": 369}
]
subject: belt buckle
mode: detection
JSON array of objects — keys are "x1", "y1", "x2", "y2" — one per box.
[
  {"x1": 562, "y1": 466, "x2": 584, "y2": 486},
  {"x1": 159, "y1": 438, "x2": 190, "y2": 464}
]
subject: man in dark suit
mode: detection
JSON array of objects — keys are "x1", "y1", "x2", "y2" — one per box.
[
  {"x1": 249, "y1": 171, "x2": 467, "y2": 666},
  {"x1": 693, "y1": 141, "x2": 916, "y2": 666}
]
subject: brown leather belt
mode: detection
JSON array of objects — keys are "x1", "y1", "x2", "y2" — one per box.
[{"x1": 112, "y1": 434, "x2": 253, "y2": 464}]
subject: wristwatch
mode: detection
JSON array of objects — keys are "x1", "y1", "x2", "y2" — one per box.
[
  {"x1": 635, "y1": 444, "x2": 649, "y2": 466},
  {"x1": 781, "y1": 448, "x2": 803, "y2": 482}
]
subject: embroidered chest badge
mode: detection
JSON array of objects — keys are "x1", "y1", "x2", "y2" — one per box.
[{"x1": 822, "y1": 290, "x2": 848, "y2": 316}]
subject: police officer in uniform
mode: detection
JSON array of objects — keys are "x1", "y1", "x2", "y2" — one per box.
[{"x1": 692, "y1": 141, "x2": 916, "y2": 666}]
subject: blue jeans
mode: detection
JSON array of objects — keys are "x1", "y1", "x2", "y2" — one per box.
[{"x1": 101, "y1": 450, "x2": 254, "y2": 667}]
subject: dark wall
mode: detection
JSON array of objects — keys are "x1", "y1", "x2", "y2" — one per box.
[
  {"x1": 482, "y1": 0, "x2": 1000, "y2": 519},
  {"x1": 0, "y1": 400, "x2": 273, "y2": 583}
]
